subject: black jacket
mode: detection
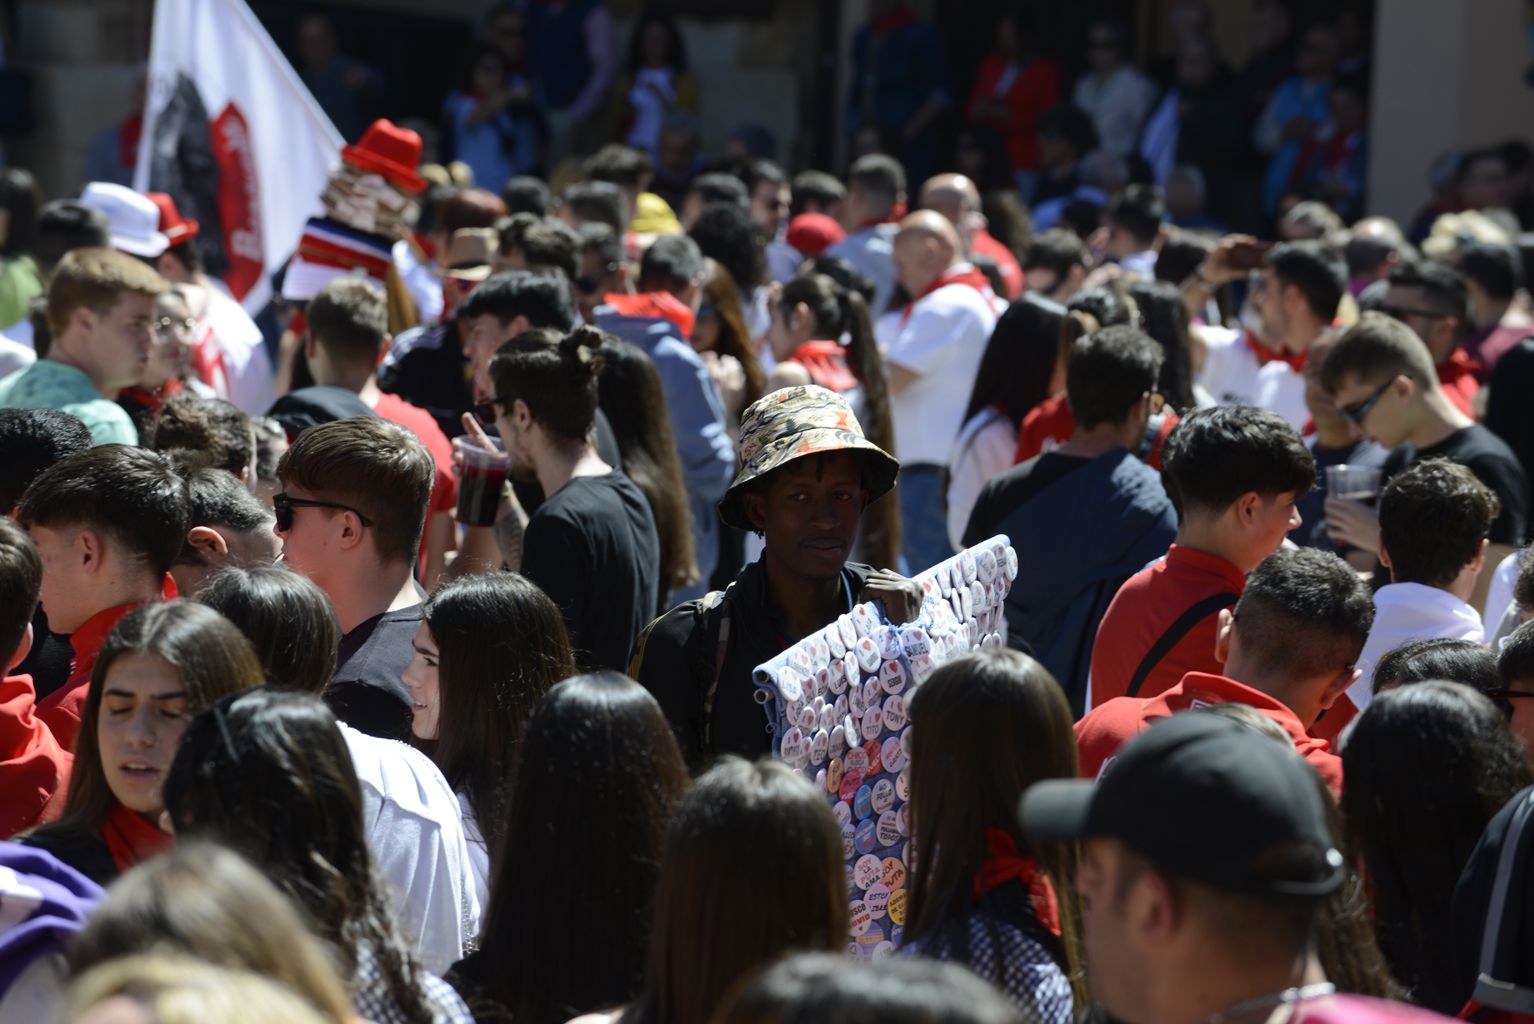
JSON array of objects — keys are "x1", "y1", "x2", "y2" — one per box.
[{"x1": 631, "y1": 558, "x2": 876, "y2": 769}]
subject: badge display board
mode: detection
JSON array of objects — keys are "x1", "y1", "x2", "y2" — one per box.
[{"x1": 752, "y1": 535, "x2": 1019, "y2": 959}]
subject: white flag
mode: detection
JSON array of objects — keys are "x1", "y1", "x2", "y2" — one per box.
[{"x1": 134, "y1": 0, "x2": 343, "y2": 313}]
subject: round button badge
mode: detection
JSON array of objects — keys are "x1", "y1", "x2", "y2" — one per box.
[{"x1": 854, "y1": 854, "x2": 883, "y2": 889}]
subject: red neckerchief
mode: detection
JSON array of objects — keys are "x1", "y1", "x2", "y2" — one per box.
[
  {"x1": 101, "y1": 802, "x2": 173, "y2": 873},
  {"x1": 787, "y1": 341, "x2": 860, "y2": 393},
  {"x1": 901, "y1": 264, "x2": 994, "y2": 327},
  {"x1": 119, "y1": 378, "x2": 184, "y2": 413},
  {"x1": 1244, "y1": 329, "x2": 1308, "y2": 372},
  {"x1": 973, "y1": 828, "x2": 1061, "y2": 937},
  {"x1": 601, "y1": 291, "x2": 696, "y2": 338},
  {"x1": 852, "y1": 201, "x2": 909, "y2": 232},
  {"x1": 1438, "y1": 345, "x2": 1483, "y2": 381}
]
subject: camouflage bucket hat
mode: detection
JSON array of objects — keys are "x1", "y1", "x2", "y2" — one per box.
[{"x1": 718, "y1": 385, "x2": 900, "y2": 532}]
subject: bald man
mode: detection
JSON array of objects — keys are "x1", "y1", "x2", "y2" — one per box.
[
  {"x1": 884, "y1": 209, "x2": 1000, "y2": 569},
  {"x1": 919, "y1": 174, "x2": 1024, "y2": 299}
]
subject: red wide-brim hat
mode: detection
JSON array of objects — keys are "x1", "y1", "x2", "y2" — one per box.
[{"x1": 341, "y1": 118, "x2": 427, "y2": 194}]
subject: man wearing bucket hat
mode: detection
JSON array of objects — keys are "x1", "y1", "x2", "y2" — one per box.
[
  {"x1": 631, "y1": 384, "x2": 921, "y2": 768},
  {"x1": 1019, "y1": 713, "x2": 1452, "y2": 1024}
]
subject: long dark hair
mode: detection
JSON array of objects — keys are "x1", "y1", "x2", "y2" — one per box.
[
  {"x1": 626, "y1": 9, "x2": 688, "y2": 75},
  {"x1": 597, "y1": 335, "x2": 700, "y2": 592},
  {"x1": 42, "y1": 601, "x2": 264, "y2": 841},
  {"x1": 478, "y1": 673, "x2": 689, "y2": 1024},
  {"x1": 0, "y1": 168, "x2": 40, "y2": 259},
  {"x1": 961, "y1": 294, "x2": 1067, "y2": 429},
  {"x1": 622, "y1": 757, "x2": 848, "y2": 1024},
  {"x1": 777, "y1": 271, "x2": 901, "y2": 569},
  {"x1": 1341, "y1": 682, "x2": 1533, "y2": 1011},
  {"x1": 197, "y1": 565, "x2": 340, "y2": 696},
  {"x1": 904, "y1": 650, "x2": 1084, "y2": 1005},
  {"x1": 421, "y1": 571, "x2": 576, "y2": 865},
  {"x1": 1126, "y1": 280, "x2": 1197, "y2": 410},
  {"x1": 164, "y1": 689, "x2": 433, "y2": 1023},
  {"x1": 699, "y1": 257, "x2": 767, "y2": 406}
]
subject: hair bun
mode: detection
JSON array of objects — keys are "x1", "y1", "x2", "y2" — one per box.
[{"x1": 562, "y1": 325, "x2": 608, "y2": 379}]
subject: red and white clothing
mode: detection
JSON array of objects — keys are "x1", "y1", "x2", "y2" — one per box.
[
  {"x1": 1076, "y1": 671, "x2": 1343, "y2": 795},
  {"x1": 1312, "y1": 581, "x2": 1485, "y2": 745},
  {"x1": 197, "y1": 280, "x2": 275, "y2": 417},
  {"x1": 882, "y1": 263, "x2": 998, "y2": 467},
  {"x1": 970, "y1": 229, "x2": 1024, "y2": 300},
  {"x1": 1196, "y1": 325, "x2": 1308, "y2": 430}
]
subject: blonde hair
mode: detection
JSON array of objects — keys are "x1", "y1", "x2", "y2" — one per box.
[
  {"x1": 68, "y1": 842, "x2": 354, "y2": 1024},
  {"x1": 62, "y1": 954, "x2": 335, "y2": 1024},
  {"x1": 46, "y1": 246, "x2": 168, "y2": 337}
]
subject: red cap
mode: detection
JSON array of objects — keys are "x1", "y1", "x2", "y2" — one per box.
[
  {"x1": 786, "y1": 213, "x2": 846, "y2": 257},
  {"x1": 146, "y1": 192, "x2": 199, "y2": 245},
  {"x1": 341, "y1": 119, "x2": 427, "y2": 194}
]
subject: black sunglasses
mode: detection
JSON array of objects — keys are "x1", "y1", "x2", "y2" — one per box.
[
  {"x1": 473, "y1": 395, "x2": 511, "y2": 428},
  {"x1": 272, "y1": 493, "x2": 374, "y2": 533},
  {"x1": 1339, "y1": 377, "x2": 1396, "y2": 427},
  {"x1": 1483, "y1": 688, "x2": 1534, "y2": 702}
]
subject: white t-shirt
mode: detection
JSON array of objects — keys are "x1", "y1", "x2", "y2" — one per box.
[
  {"x1": 0, "y1": 332, "x2": 35, "y2": 379},
  {"x1": 339, "y1": 723, "x2": 482, "y2": 974},
  {"x1": 883, "y1": 272, "x2": 998, "y2": 466},
  {"x1": 1485, "y1": 548, "x2": 1523, "y2": 636},
  {"x1": 1196, "y1": 325, "x2": 1308, "y2": 430},
  {"x1": 457, "y1": 789, "x2": 490, "y2": 916},
  {"x1": 947, "y1": 407, "x2": 1017, "y2": 551},
  {"x1": 1349, "y1": 582, "x2": 1486, "y2": 714},
  {"x1": 394, "y1": 239, "x2": 445, "y2": 327}
]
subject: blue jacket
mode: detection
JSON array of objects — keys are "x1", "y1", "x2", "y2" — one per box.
[
  {"x1": 594, "y1": 301, "x2": 735, "y2": 591},
  {"x1": 966, "y1": 449, "x2": 1178, "y2": 713}
]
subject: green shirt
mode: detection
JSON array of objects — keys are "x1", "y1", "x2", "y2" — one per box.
[
  {"x1": 0, "y1": 360, "x2": 138, "y2": 445},
  {"x1": 0, "y1": 255, "x2": 41, "y2": 330}
]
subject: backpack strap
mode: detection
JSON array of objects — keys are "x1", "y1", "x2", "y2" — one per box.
[
  {"x1": 1124, "y1": 591, "x2": 1240, "y2": 699},
  {"x1": 700, "y1": 586, "x2": 735, "y2": 756},
  {"x1": 1473, "y1": 789, "x2": 1534, "y2": 1012}
]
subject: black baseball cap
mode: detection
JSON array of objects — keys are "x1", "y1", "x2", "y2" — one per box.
[{"x1": 1020, "y1": 713, "x2": 1344, "y2": 899}]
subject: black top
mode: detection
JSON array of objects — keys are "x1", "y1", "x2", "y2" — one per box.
[
  {"x1": 632, "y1": 558, "x2": 877, "y2": 769},
  {"x1": 15, "y1": 605, "x2": 74, "y2": 702},
  {"x1": 1381, "y1": 424, "x2": 1531, "y2": 547},
  {"x1": 379, "y1": 320, "x2": 473, "y2": 440},
  {"x1": 18, "y1": 828, "x2": 119, "y2": 887},
  {"x1": 521, "y1": 472, "x2": 659, "y2": 674},
  {"x1": 328, "y1": 605, "x2": 421, "y2": 741},
  {"x1": 511, "y1": 410, "x2": 625, "y2": 516}
]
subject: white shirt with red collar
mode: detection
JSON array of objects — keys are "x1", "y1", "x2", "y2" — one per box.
[
  {"x1": 1196, "y1": 324, "x2": 1308, "y2": 430},
  {"x1": 881, "y1": 263, "x2": 998, "y2": 466}
]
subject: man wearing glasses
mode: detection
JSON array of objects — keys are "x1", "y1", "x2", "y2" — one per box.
[
  {"x1": 1378, "y1": 257, "x2": 1480, "y2": 417},
  {"x1": 274, "y1": 417, "x2": 436, "y2": 741},
  {"x1": 1494, "y1": 620, "x2": 1534, "y2": 770},
  {"x1": 1321, "y1": 313, "x2": 1528, "y2": 624}
]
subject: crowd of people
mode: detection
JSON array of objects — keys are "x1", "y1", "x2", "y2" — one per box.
[{"x1": 4, "y1": 0, "x2": 1534, "y2": 1022}]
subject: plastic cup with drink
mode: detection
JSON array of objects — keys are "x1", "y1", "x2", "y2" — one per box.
[
  {"x1": 456, "y1": 435, "x2": 510, "y2": 528},
  {"x1": 1325, "y1": 465, "x2": 1383, "y2": 505}
]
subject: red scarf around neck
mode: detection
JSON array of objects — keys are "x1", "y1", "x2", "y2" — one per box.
[
  {"x1": 901, "y1": 264, "x2": 994, "y2": 327},
  {"x1": 974, "y1": 828, "x2": 1061, "y2": 937},
  {"x1": 101, "y1": 802, "x2": 174, "y2": 873},
  {"x1": 1244, "y1": 329, "x2": 1308, "y2": 372}
]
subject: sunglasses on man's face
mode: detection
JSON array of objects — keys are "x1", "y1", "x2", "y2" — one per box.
[
  {"x1": 474, "y1": 395, "x2": 512, "y2": 429},
  {"x1": 1338, "y1": 378, "x2": 1396, "y2": 427},
  {"x1": 272, "y1": 493, "x2": 374, "y2": 533}
]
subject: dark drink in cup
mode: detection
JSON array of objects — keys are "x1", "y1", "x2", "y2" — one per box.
[{"x1": 457, "y1": 443, "x2": 509, "y2": 527}]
